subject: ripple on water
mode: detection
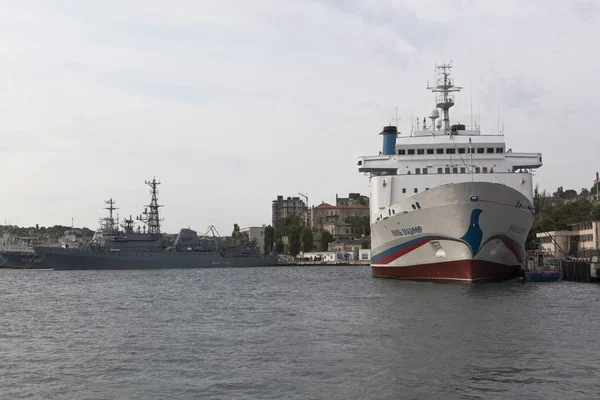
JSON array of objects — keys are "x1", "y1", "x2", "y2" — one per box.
[{"x1": 1, "y1": 267, "x2": 600, "y2": 399}]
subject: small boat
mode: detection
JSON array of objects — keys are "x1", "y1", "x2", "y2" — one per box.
[{"x1": 523, "y1": 269, "x2": 564, "y2": 281}]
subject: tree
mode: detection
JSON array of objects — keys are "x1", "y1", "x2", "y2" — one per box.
[
  {"x1": 320, "y1": 230, "x2": 334, "y2": 251},
  {"x1": 346, "y1": 215, "x2": 371, "y2": 236},
  {"x1": 288, "y1": 225, "x2": 302, "y2": 256},
  {"x1": 275, "y1": 239, "x2": 284, "y2": 253},
  {"x1": 231, "y1": 223, "x2": 242, "y2": 240},
  {"x1": 581, "y1": 188, "x2": 589, "y2": 196},
  {"x1": 300, "y1": 228, "x2": 313, "y2": 253},
  {"x1": 552, "y1": 186, "x2": 565, "y2": 199},
  {"x1": 564, "y1": 189, "x2": 577, "y2": 199},
  {"x1": 263, "y1": 225, "x2": 275, "y2": 255}
]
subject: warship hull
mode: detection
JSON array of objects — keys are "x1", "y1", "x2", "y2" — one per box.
[
  {"x1": 0, "y1": 250, "x2": 47, "y2": 269},
  {"x1": 33, "y1": 246, "x2": 279, "y2": 270}
]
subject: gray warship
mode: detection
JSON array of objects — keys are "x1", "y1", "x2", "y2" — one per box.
[{"x1": 33, "y1": 178, "x2": 279, "y2": 270}]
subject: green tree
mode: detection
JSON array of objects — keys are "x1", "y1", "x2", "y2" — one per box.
[
  {"x1": 288, "y1": 224, "x2": 302, "y2": 256},
  {"x1": 564, "y1": 189, "x2": 577, "y2": 199},
  {"x1": 320, "y1": 230, "x2": 334, "y2": 251},
  {"x1": 275, "y1": 239, "x2": 284, "y2": 253},
  {"x1": 300, "y1": 228, "x2": 314, "y2": 252},
  {"x1": 263, "y1": 225, "x2": 275, "y2": 255},
  {"x1": 231, "y1": 223, "x2": 242, "y2": 240},
  {"x1": 553, "y1": 186, "x2": 564, "y2": 199},
  {"x1": 346, "y1": 215, "x2": 371, "y2": 236}
]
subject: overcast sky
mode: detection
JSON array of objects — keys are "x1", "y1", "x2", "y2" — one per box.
[{"x1": 1, "y1": 0, "x2": 598, "y2": 233}]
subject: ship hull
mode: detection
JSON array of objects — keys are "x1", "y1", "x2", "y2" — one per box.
[
  {"x1": 0, "y1": 250, "x2": 47, "y2": 269},
  {"x1": 372, "y1": 260, "x2": 519, "y2": 283},
  {"x1": 33, "y1": 247, "x2": 279, "y2": 270},
  {"x1": 370, "y1": 181, "x2": 533, "y2": 283}
]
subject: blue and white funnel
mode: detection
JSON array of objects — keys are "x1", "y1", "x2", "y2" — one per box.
[{"x1": 379, "y1": 125, "x2": 398, "y2": 155}]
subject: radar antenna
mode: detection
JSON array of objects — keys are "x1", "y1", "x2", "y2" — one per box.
[
  {"x1": 426, "y1": 62, "x2": 462, "y2": 133},
  {"x1": 121, "y1": 215, "x2": 135, "y2": 233},
  {"x1": 136, "y1": 177, "x2": 164, "y2": 235}
]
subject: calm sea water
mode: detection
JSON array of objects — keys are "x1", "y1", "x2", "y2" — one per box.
[{"x1": 1, "y1": 266, "x2": 599, "y2": 399}]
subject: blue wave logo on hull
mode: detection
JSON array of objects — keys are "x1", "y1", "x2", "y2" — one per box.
[
  {"x1": 460, "y1": 209, "x2": 483, "y2": 257},
  {"x1": 373, "y1": 208, "x2": 523, "y2": 265}
]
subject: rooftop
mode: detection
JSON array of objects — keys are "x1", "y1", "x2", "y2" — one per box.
[{"x1": 313, "y1": 202, "x2": 368, "y2": 210}]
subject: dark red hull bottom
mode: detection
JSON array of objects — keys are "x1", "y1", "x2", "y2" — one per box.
[{"x1": 371, "y1": 260, "x2": 520, "y2": 283}]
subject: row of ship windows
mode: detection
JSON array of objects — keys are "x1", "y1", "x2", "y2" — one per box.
[
  {"x1": 398, "y1": 147, "x2": 504, "y2": 155},
  {"x1": 410, "y1": 167, "x2": 492, "y2": 175}
]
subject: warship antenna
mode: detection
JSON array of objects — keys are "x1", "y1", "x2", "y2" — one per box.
[
  {"x1": 137, "y1": 177, "x2": 164, "y2": 235},
  {"x1": 103, "y1": 198, "x2": 118, "y2": 231},
  {"x1": 426, "y1": 62, "x2": 462, "y2": 133}
]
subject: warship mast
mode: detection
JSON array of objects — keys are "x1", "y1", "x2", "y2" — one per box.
[
  {"x1": 137, "y1": 177, "x2": 164, "y2": 236},
  {"x1": 100, "y1": 198, "x2": 118, "y2": 233}
]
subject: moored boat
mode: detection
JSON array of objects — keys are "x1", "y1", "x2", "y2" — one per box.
[{"x1": 358, "y1": 63, "x2": 542, "y2": 283}]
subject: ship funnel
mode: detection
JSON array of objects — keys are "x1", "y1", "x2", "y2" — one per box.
[{"x1": 379, "y1": 125, "x2": 398, "y2": 155}]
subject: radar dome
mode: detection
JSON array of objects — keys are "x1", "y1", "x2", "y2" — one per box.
[{"x1": 428, "y1": 108, "x2": 440, "y2": 120}]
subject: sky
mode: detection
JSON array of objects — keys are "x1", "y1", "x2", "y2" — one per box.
[{"x1": 1, "y1": 0, "x2": 598, "y2": 233}]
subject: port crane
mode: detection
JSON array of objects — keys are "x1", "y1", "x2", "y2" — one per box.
[{"x1": 298, "y1": 192, "x2": 308, "y2": 207}]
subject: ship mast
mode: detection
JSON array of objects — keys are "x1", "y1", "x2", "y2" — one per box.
[
  {"x1": 137, "y1": 177, "x2": 164, "y2": 235},
  {"x1": 427, "y1": 62, "x2": 462, "y2": 133},
  {"x1": 100, "y1": 198, "x2": 118, "y2": 232}
]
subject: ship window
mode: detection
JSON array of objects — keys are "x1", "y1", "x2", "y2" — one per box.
[
  {"x1": 423, "y1": 168, "x2": 428, "y2": 174},
  {"x1": 496, "y1": 148, "x2": 504, "y2": 153},
  {"x1": 427, "y1": 149, "x2": 434, "y2": 154},
  {"x1": 476, "y1": 167, "x2": 481, "y2": 173},
  {"x1": 460, "y1": 167, "x2": 466, "y2": 173},
  {"x1": 445, "y1": 167, "x2": 450, "y2": 174},
  {"x1": 415, "y1": 168, "x2": 421, "y2": 174},
  {"x1": 477, "y1": 148, "x2": 484, "y2": 154},
  {"x1": 486, "y1": 148, "x2": 494, "y2": 153},
  {"x1": 426, "y1": 188, "x2": 429, "y2": 190},
  {"x1": 398, "y1": 149, "x2": 406, "y2": 155},
  {"x1": 402, "y1": 188, "x2": 406, "y2": 193},
  {"x1": 468, "y1": 148, "x2": 474, "y2": 154},
  {"x1": 414, "y1": 188, "x2": 418, "y2": 193},
  {"x1": 483, "y1": 167, "x2": 488, "y2": 173},
  {"x1": 417, "y1": 149, "x2": 424, "y2": 155},
  {"x1": 452, "y1": 167, "x2": 458, "y2": 173},
  {"x1": 407, "y1": 149, "x2": 415, "y2": 155},
  {"x1": 458, "y1": 148, "x2": 466, "y2": 154},
  {"x1": 436, "y1": 148, "x2": 444, "y2": 154},
  {"x1": 437, "y1": 167, "x2": 443, "y2": 174},
  {"x1": 446, "y1": 148, "x2": 456, "y2": 154}
]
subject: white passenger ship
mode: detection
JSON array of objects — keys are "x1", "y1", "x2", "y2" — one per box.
[{"x1": 358, "y1": 63, "x2": 542, "y2": 282}]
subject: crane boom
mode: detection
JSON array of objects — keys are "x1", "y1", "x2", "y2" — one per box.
[{"x1": 298, "y1": 192, "x2": 308, "y2": 207}]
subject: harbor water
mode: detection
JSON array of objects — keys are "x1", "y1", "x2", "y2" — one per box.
[{"x1": 1, "y1": 266, "x2": 599, "y2": 399}]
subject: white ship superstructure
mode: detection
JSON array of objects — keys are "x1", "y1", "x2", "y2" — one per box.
[{"x1": 358, "y1": 63, "x2": 542, "y2": 282}]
